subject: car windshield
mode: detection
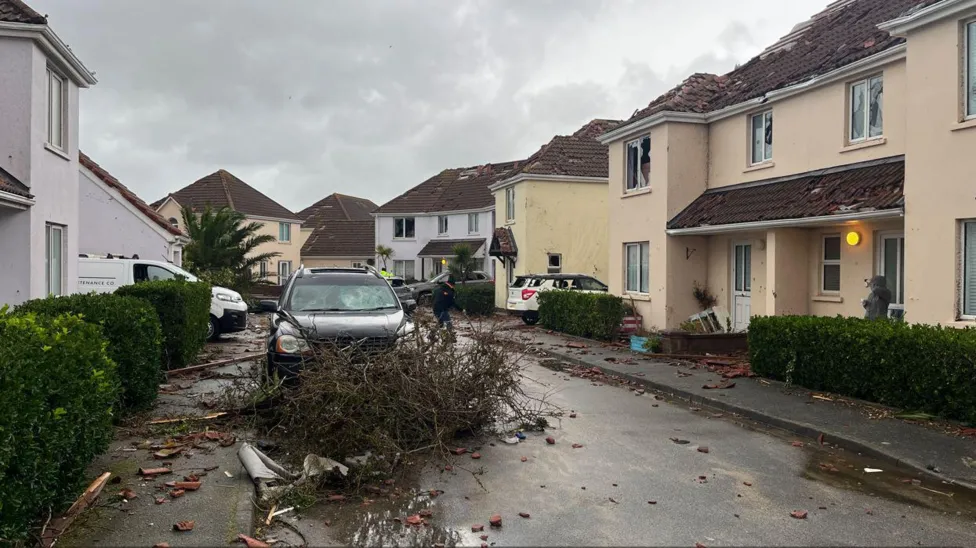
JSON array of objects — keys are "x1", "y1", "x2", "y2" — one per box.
[
  {"x1": 286, "y1": 275, "x2": 399, "y2": 312},
  {"x1": 169, "y1": 264, "x2": 198, "y2": 282}
]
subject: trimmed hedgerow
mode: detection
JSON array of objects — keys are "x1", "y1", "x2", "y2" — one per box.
[
  {"x1": 749, "y1": 315, "x2": 976, "y2": 424},
  {"x1": 17, "y1": 293, "x2": 163, "y2": 414},
  {"x1": 455, "y1": 283, "x2": 496, "y2": 316},
  {"x1": 0, "y1": 311, "x2": 119, "y2": 541},
  {"x1": 537, "y1": 291, "x2": 625, "y2": 341},
  {"x1": 117, "y1": 280, "x2": 211, "y2": 369}
]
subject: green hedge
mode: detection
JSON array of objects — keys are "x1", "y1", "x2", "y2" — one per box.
[
  {"x1": 117, "y1": 280, "x2": 211, "y2": 370},
  {"x1": 17, "y1": 293, "x2": 163, "y2": 414},
  {"x1": 749, "y1": 316, "x2": 976, "y2": 424},
  {"x1": 456, "y1": 283, "x2": 495, "y2": 316},
  {"x1": 0, "y1": 311, "x2": 119, "y2": 540},
  {"x1": 537, "y1": 291, "x2": 625, "y2": 341}
]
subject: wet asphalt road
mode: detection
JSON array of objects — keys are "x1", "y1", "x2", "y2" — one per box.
[{"x1": 284, "y1": 355, "x2": 976, "y2": 547}]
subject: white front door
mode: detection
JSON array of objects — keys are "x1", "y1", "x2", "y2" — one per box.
[
  {"x1": 732, "y1": 242, "x2": 752, "y2": 331},
  {"x1": 878, "y1": 232, "x2": 905, "y2": 318}
]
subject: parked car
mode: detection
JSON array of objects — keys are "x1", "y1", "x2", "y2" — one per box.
[
  {"x1": 407, "y1": 270, "x2": 492, "y2": 305},
  {"x1": 506, "y1": 273, "x2": 609, "y2": 325},
  {"x1": 259, "y1": 266, "x2": 416, "y2": 379},
  {"x1": 387, "y1": 275, "x2": 417, "y2": 313},
  {"x1": 78, "y1": 255, "x2": 247, "y2": 341}
]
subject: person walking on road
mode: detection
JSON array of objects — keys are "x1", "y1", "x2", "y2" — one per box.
[{"x1": 432, "y1": 275, "x2": 462, "y2": 333}]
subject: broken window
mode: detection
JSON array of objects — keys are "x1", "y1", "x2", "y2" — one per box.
[
  {"x1": 625, "y1": 242, "x2": 649, "y2": 293},
  {"x1": 963, "y1": 222, "x2": 976, "y2": 317},
  {"x1": 394, "y1": 217, "x2": 415, "y2": 239},
  {"x1": 626, "y1": 136, "x2": 651, "y2": 191},
  {"x1": 750, "y1": 111, "x2": 773, "y2": 164},
  {"x1": 821, "y1": 235, "x2": 841, "y2": 293},
  {"x1": 547, "y1": 253, "x2": 561, "y2": 274},
  {"x1": 967, "y1": 21, "x2": 976, "y2": 118},
  {"x1": 505, "y1": 187, "x2": 515, "y2": 221},
  {"x1": 438, "y1": 215, "x2": 448, "y2": 235},
  {"x1": 850, "y1": 75, "x2": 883, "y2": 142}
]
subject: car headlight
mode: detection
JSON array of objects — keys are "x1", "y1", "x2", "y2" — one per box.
[
  {"x1": 215, "y1": 292, "x2": 242, "y2": 302},
  {"x1": 275, "y1": 334, "x2": 310, "y2": 354}
]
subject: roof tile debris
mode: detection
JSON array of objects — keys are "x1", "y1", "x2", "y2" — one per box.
[
  {"x1": 0, "y1": 164, "x2": 32, "y2": 199},
  {"x1": 0, "y1": 0, "x2": 46, "y2": 24},
  {"x1": 300, "y1": 219, "x2": 375, "y2": 258},
  {"x1": 514, "y1": 119, "x2": 620, "y2": 179},
  {"x1": 417, "y1": 238, "x2": 486, "y2": 257},
  {"x1": 374, "y1": 161, "x2": 523, "y2": 215},
  {"x1": 159, "y1": 170, "x2": 300, "y2": 222},
  {"x1": 80, "y1": 152, "x2": 182, "y2": 236},
  {"x1": 298, "y1": 193, "x2": 377, "y2": 227},
  {"x1": 489, "y1": 227, "x2": 518, "y2": 257},
  {"x1": 667, "y1": 156, "x2": 905, "y2": 230}
]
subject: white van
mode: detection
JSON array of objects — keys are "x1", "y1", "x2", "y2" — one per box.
[{"x1": 78, "y1": 256, "x2": 248, "y2": 341}]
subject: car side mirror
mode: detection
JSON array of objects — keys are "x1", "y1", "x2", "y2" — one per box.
[{"x1": 259, "y1": 299, "x2": 278, "y2": 312}]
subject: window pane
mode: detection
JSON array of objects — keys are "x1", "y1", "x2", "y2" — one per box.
[
  {"x1": 968, "y1": 23, "x2": 976, "y2": 117},
  {"x1": 823, "y1": 237, "x2": 841, "y2": 261},
  {"x1": 47, "y1": 226, "x2": 62, "y2": 295},
  {"x1": 851, "y1": 82, "x2": 866, "y2": 140},
  {"x1": 640, "y1": 137, "x2": 650, "y2": 187},
  {"x1": 965, "y1": 223, "x2": 976, "y2": 315},
  {"x1": 394, "y1": 218, "x2": 403, "y2": 238},
  {"x1": 868, "y1": 77, "x2": 883, "y2": 137},
  {"x1": 405, "y1": 260, "x2": 415, "y2": 280},
  {"x1": 883, "y1": 237, "x2": 900, "y2": 304},
  {"x1": 405, "y1": 218, "x2": 415, "y2": 238},
  {"x1": 640, "y1": 243, "x2": 649, "y2": 293},
  {"x1": 751, "y1": 114, "x2": 764, "y2": 164},
  {"x1": 823, "y1": 264, "x2": 841, "y2": 292},
  {"x1": 626, "y1": 245, "x2": 639, "y2": 292},
  {"x1": 764, "y1": 112, "x2": 773, "y2": 160},
  {"x1": 627, "y1": 142, "x2": 639, "y2": 190},
  {"x1": 743, "y1": 245, "x2": 752, "y2": 292},
  {"x1": 898, "y1": 237, "x2": 905, "y2": 306},
  {"x1": 734, "y1": 245, "x2": 744, "y2": 292},
  {"x1": 50, "y1": 74, "x2": 63, "y2": 148}
]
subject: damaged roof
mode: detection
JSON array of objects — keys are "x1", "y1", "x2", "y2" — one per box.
[
  {"x1": 510, "y1": 119, "x2": 620, "y2": 179},
  {"x1": 300, "y1": 219, "x2": 375, "y2": 258},
  {"x1": 620, "y1": 0, "x2": 939, "y2": 129},
  {"x1": 374, "y1": 160, "x2": 523, "y2": 215},
  {"x1": 80, "y1": 152, "x2": 183, "y2": 237},
  {"x1": 0, "y1": 164, "x2": 32, "y2": 199},
  {"x1": 298, "y1": 193, "x2": 377, "y2": 228},
  {"x1": 158, "y1": 169, "x2": 300, "y2": 222},
  {"x1": 667, "y1": 156, "x2": 904, "y2": 230},
  {"x1": 417, "y1": 238, "x2": 485, "y2": 257},
  {"x1": 489, "y1": 227, "x2": 518, "y2": 257},
  {"x1": 0, "y1": 0, "x2": 46, "y2": 24}
]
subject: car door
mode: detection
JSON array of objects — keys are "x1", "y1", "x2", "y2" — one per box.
[{"x1": 574, "y1": 276, "x2": 609, "y2": 293}]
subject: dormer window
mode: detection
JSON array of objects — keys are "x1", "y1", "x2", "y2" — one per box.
[
  {"x1": 47, "y1": 68, "x2": 66, "y2": 150},
  {"x1": 625, "y1": 136, "x2": 650, "y2": 191},
  {"x1": 750, "y1": 110, "x2": 773, "y2": 164}
]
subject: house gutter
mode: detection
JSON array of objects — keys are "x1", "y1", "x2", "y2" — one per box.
[
  {"x1": 877, "y1": 0, "x2": 976, "y2": 36},
  {"x1": 0, "y1": 22, "x2": 97, "y2": 86},
  {"x1": 665, "y1": 209, "x2": 904, "y2": 236},
  {"x1": 488, "y1": 173, "x2": 607, "y2": 192},
  {"x1": 0, "y1": 190, "x2": 35, "y2": 210}
]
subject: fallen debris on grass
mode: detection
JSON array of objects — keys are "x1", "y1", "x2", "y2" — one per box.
[{"x1": 39, "y1": 472, "x2": 112, "y2": 548}]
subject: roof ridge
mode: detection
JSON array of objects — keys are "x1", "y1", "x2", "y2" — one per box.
[
  {"x1": 216, "y1": 170, "x2": 236, "y2": 210},
  {"x1": 335, "y1": 193, "x2": 351, "y2": 220}
]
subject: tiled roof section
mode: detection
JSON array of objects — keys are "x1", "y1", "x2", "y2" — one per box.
[
  {"x1": 514, "y1": 119, "x2": 620, "y2": 179},
  {"x1": 0, "y1": 0, "x2": 46, "y2": 24},
  {"x1": 300, "y1": 219, "x2": 375, "y2": 257},
  {"x1": 165, "y1": 170, "x2": 300, "y2": 222},
  {"x1": 0, "y1": 164, "x2": 31, "y2": 199},
  {"x1": 375, "y1": 160, "x2": 523, "y2": 214},
  {"x1": 80, "y1": 152, "x2": 183, "y2": 236},
  {"x1": 667, "y1": 156, "x2": 904, "y2": 230},
  {"x1": 624, "y1": 0, "x2": 939, "y2": 126},
  {"x1": 297, "y1": 193, "x2": 377, "y2": 228},
  {"x1": 489, "y1": 227, "x2": 517, "y2": 257},
  {"x1": 417, "y1": 238, "x2": 486, "y2": 257}
]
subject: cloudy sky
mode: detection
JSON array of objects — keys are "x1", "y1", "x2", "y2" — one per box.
[{"x1": 36, "y1": 0, "x2": 828, "y2": 211}]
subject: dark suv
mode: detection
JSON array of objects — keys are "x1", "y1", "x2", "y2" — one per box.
[{"x1": 259, "y1": 266, "x2": 416, "y2": 379}]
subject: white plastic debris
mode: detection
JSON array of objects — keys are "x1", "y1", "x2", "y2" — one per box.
[
  {"x1": 501, "y1": 436, "x2": 519, "y2": 445},
  {"x1": 238, "y1": 442, "x2": 347, "y2": 501},
  {"x1": 864, "y1": 468, "x2": 883, "y2": 473}
]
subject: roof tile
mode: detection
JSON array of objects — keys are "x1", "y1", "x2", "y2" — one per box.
[
  {"x1": 374, "y1": 161, "x2": 523, "y2": 215},
  {"x1": 417, "y1": 238, "x2": 486, "y2": 257},
  {"x1": 516, "y1": 119, "x2": 620, "y2": 179},
  {"x1": 0, "y1": 0, "x2": 46, "y2": 24},
  {"x1": 80, "y1": 152, "x2": 182, "y2": 236},
  {"x1": 162, "y1": 170, "x2": 300, "y2": 222},
  {"x1": 298, "y1": 193, "x2": 377, "y2": 227},
  {"x1": 300, "y1": 219, "x2": 375, "y2": 257},
  {"x1": 0, "y1": 164, "x2": 32, "y2": 199}
]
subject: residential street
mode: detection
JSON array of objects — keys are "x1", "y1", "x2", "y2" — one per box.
[{"x1": 271, "y1": 344, "x2": 976, "y2": 547}]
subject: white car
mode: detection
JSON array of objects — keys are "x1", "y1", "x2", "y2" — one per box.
[
  {"x1": 506, "y1": 273, "x2": 609, "y2": 325},
  {"x1": 78, "y1": 256, "x2": 248, "y2": 341}
]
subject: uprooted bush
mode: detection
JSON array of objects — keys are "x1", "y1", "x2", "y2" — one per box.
[
  {"x1": 273, "y1": 315, "x2": 557, "y2": 462},
  {"x1": 455, "y1": 283, "x2": 495, "y2": 316},
  {"x1": 537, "y1": 291, "x2": 625, "y2": 341},
  {"x1": 117, "y1": 279, "x2": 211, "y2": 369},
  {"x1": 0, "y1": 311, "x2": 119, "y2": 541}
]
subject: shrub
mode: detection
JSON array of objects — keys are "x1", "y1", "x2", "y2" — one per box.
[
  {"x1": 117, "y1": 280, "x2": 211, "y2": 369},
  {"x1": 749, "y1": 316, "x2": 976, "y2": 424},
  {"x1": 17, "y1": 293, "x2": 163, "y2": 415},
  {"x1": 0, "y1": 311, "x2": 119, "y2": 540},
  {"x1": 537, "y1": 291, "x2": 625, "y2": 341},
  {"x1": 455, "y1": 283, "x2": 495, "y2": 316}
]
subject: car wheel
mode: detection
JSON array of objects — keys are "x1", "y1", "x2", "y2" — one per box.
[
  {"x1": 522, "y1": 312, "x2": 539, "y2": 325},
  {"x1": 418, "y1": 292, "x2": 432, "y2": 306},
  {"x1": 207, "y1": 315, "x2": 220, "y2": 341}
]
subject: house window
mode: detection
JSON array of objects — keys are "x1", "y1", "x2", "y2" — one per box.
[
  {"x1": 625, "y1": 242, "x2": 649, "y2": 294},
  {"x1": 45, "y1": 224, "x2": 64, "y2": 296},
  {"x1": 750, "y1": 110, "x2": 773, "y2": 164},
  {"x1": 394, "y1": 217, "x2": 415, "y2": 239},
  {"x1": 168, "y1": 217, "x2": 179, "y2": 227},
  {"x1": 879, "y1": 233, "x2": 905, "y2": 308},
  {"x1": 438, "y1": 215, "x2": 449, "y2": 235},
  {"x1": 259, "y1": 260, "x2": 269, "y2": 279},
  {"x1": 547, "y1": 253, "x2": 562, "y2": 274},
  {"x1": 966, "y1": 21, "x2": 976, "y2": 119},
  {"x1": 277, "y1": 260, "x2": 292, "y2": 285},
  {"x1": 468, "y1": 213, "x2": 479, "y2": 234},
  {"x1": 352, "y1": 262, "x2": 364, "y2": 268},
  {"x1": 506, "y1": 261, "x2": 515, "y2": 286},
  {"x1": 173, "y1": 249, "x2": 182, "y2": 267},
  {"x1": 962, "y1": 222, "x2": 976, "y2": 317},
  {"x1": 850, "y1": 75, "x2": 883, "y2": 142},
  {"x1": 278, "y1": 222, "x2": 291, "y2": 242},
  {"x1": 47, "y1": 69, "x2": 66, "y2": 149},
  {"x1": 505, "y1": 188, "x2": 515, "y2": 221},
  {"x1": 626, "y1": 135, "x2": 651, "y2": 191},
  {"x1": 393, "y1": 259, "x2": 415, "y2": 280},
  {"x1": 821, "y1": 235, "x2": 841, "y2": 293}
]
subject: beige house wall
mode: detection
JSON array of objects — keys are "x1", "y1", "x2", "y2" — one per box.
[{"x1": 156, "y1": 199, "x2": 184, "y2": 233}]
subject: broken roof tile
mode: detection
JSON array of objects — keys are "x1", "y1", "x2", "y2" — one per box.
[
  {"x1": 0, "y1": 0, "x2": 46, "y2": 24},
  {"x1": 0, "y1": 164, "x2": 32, "y2": 199}
]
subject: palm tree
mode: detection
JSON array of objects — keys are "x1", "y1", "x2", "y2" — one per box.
[
  {"x1": 448, "y1": 243, "x2": 478, "y2": 284},
  {"x1": 376, "y1": 245, "x2": 394, "y2": 271},
  {"x1": 181, "y1": 205, "x2": 280, "y2": 294}
]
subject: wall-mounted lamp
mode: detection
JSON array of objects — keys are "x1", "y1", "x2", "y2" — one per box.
[
  {"x1": 846, "y1": 231, "x2": 861, "y2": 246},
  {"x1": 441, "y1": 258, "x2": 447, "y2": 265}
]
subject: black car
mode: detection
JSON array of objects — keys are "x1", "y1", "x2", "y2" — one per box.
[{"x1": 259, "y1": 266, "x2": 417, "y2": 379}]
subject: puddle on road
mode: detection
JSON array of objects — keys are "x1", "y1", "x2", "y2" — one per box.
[{"x1": 802, "y1": 448, "x2": 976, "y2": 519}]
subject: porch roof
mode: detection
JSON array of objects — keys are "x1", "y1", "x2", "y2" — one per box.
[
  {"x1": 417, "y1": 238, "x2": 485, "y2": 257},
  {"x1": 668, "y1": 156, "x2": 904, "y2": 232},
  {"x1": 489, "y1": 227, "x2": 518, "y2": 257},
  {"x1": 0, "y1": 165, "x2": 32, "y2": 199}
]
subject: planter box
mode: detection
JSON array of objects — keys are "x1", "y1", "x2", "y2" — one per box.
[{"x1": 660, "y1": 330, "x2": 748, "y2": 355}]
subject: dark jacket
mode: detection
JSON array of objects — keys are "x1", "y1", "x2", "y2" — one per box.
[{"x1": 432, "y1": 283, "x2": 461, "y2": 314}]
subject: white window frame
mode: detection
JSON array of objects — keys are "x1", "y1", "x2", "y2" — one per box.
[
  {"x1": 506, "y1": 261, "x2": 515, "y2": 287},
  {"x1": 393, "y1": 259, "x2": 415, "y2": 280},
  {"x1": 505, "y1": 187, "x2": 515, "y2": 222},
  {"x1": 393, "y1": 217, "x2": 415, "y2": 239},
  {"x1": 46, "y1": 223, "x2": 65, "y2": 296},
  {"x1": 259, "y1": 260, "x2": 269, "y2": 279},
  {"x1": 277, "y1": 260, "x2": 292, "y2": 285},
  {"x1": 849, "y1": 74, "x2": 884, "y2": 143},
  {"x1": 625, "y1": 135, "x2": 651, "y2": 192},
  {"x1": 467, "y1": 213, "x2": 479, "y2": 234},
  {"x1": 624, "y1": 242, "x2": 649, "y2": 294},
  {"x1": 547, "y1": 253, "x2": 562, "y2": 274},
  {"x1": 278, "y1": 222, "x2": 291, "y2": 242},
  {"x1": 876, "y1": 231, "x2": 904, "y2": 309},
  {"x1": 966, "y1": 20, "x2": 976, "y2": 120},
  {"x1": 47, "y1": 68, "x2": 66, "y2": 150},
  {"x1": 352, "y1": 262, "x2": 364, "y2": 268},
  {"x1": 437, "y1": 215, "x2": 449, "y2": 235},
  {"x1": 820, "y1": 235, "x2": 842, "y2": 294},
  {"x1": 961, "y1": 221, "x2": 976, "y2": 319},
  {"x1": 750, "y1": 110, "x2": 773, "y2": 165}
]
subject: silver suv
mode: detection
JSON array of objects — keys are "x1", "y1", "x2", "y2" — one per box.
[{"x1": 407, "y1": 270, "x2": 492, "y2": 305}]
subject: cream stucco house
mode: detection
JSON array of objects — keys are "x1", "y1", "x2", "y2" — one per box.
[
  {"x1": 599, "y1": 0, "x2": 976, "y2": 330},
  {"x1": 488, "y1": 119, "x2": 617, "y2": 308},
  {"x1": 153, "y1": 170, "x2": 302, "y2": 285},
  {"x1": 297, "y1": 192, "x2": 378, "y2": 268}
]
